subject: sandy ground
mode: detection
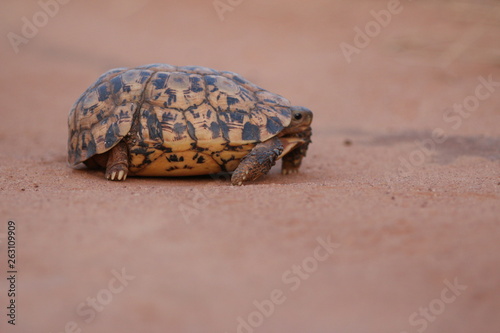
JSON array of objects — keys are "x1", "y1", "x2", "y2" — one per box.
[{"x1": 1, "y1": 0, "x2": 499, "y2": 332}]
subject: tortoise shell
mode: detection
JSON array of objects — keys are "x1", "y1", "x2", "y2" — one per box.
[{"x1": 68, "y1": 64, "x2": 293, "y2": 176}]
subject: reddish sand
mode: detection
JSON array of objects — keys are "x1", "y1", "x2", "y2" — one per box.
[{"x1": 1, "y1": 1, "x2": 499, "y2": 332}]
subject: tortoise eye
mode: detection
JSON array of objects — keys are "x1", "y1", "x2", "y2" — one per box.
[{"x1": 294, "y1": 113, "x2": 303, "y2": 121}]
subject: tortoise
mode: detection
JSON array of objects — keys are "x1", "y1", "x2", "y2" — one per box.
[{"x1": 68, "y1": 64, "x2": 312, "y2": 185}]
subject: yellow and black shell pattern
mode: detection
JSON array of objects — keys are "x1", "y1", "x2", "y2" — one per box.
[{"x1": 68, "y1": 64, "x2": 292, "y2": 176}]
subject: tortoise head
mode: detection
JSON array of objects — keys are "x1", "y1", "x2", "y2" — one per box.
[{"x1": 279, "y1": 106, "x2": 313, "y2": 140}]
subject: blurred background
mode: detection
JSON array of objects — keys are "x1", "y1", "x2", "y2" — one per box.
[{"x1": 0, "y1": 1, "x2": 499, "y2": 332}]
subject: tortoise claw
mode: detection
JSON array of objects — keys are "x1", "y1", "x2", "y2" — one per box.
[
  {"x1": 282, "y1": 168, "x2": 299, "y2": 175},
  {"x1": 105, "y1": 165, "x2": 128, "y2": 181},
  {"x1": 104, "y1": 141, "x2": 129, "y2": 181}
]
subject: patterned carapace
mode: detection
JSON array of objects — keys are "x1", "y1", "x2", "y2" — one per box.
[{"x1": 68, "y1": 64, "x2": 298, "y2": 176}]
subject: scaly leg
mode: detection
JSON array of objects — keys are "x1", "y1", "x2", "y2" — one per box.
[
  {"x1": 231, "y1": 137, "x2": 283, "y2": 186},
  {"x1": 281, "y1": 141, "x2": 310, "y2": 175},
  {"x1": 105, "y1": 141, "x2": 129, "y2": 181}
]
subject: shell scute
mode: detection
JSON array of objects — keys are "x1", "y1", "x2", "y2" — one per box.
[
  {"x1": 220, "y1": 71, "x2": 264, "y2": 92},
  {"x1": 257, "y1": 103, "x2": 291, "y2": 128},
  {"x1": 205, "y1": 75, "x2": 256, "y2": 112},
  {"x1": 218, "y1": 110, "x2": 252, "y2": 145},
  {"x1": 144, "y1": 104, "x2": 195, "y2": 152},
  {"x1": 145, "y1": 72, "x2": 205, "y2": 109},
  {"x1": 139, "y1": 107, "x2": 163, "y2": 145},
  {"x1": 178, "y1": 65, "x2": 218, "y2": 75},
  {"x1": 90, "y1": 104, "x2": 135, "y2": 154},
  {"x1": 136, "y1": 63, "x2": 177, "y2": 72},
  {"x1": 255, "y1": 90, "x2": 291, "y2": 107},
  {"x1": 91, "y1": 68, "x2": 127, "y2": 90}
]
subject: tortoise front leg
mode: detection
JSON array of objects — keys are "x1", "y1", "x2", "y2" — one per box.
[
  {"x1": 231, "y1": 137, "x2": 283, "y2": 186},
  {"x1": 105, "y1": 141, "x2": 129, "y2": 181},
  {"x1": 281, "y1": 141, "x2": 310, "y2": 175},
  {"x1": 281, "y1": 126, "x2": 311, "y2": 175}
]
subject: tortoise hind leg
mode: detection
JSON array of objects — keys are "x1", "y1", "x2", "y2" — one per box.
[
  {"x1": 231, "y1": 137, "x2": 283, "y2": 186},
  {"x1": 105, "y1": 141, "x2": 129, "y2": 181}
]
